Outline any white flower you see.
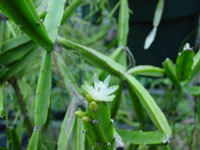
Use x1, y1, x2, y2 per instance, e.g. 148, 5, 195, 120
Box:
82, 74, 119, 102
183, 43, 192, 50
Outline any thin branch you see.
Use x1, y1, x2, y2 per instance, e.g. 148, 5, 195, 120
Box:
53, 51, 86, 131
10, 78, 33, 138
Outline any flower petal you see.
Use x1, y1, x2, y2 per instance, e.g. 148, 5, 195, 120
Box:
103, 75, 111, 86
99, 95, 115, 101
93, 73, 99, 89
106, 85, 119, 95
82, 82, 94, 94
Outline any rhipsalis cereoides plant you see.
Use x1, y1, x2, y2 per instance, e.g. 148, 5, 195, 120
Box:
76, 74, 118, 150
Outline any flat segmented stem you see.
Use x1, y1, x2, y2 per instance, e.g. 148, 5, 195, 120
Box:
35, 51, 52, 126
44, 0, 65, 43
118, 0, 129, 47
0, 0, 53, 51
61, 0, 82, 24
124, 73, 172, 136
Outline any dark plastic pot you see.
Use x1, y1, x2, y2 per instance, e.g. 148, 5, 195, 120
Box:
111, 0, 200, 66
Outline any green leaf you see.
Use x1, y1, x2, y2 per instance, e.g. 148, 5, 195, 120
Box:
118, 0, 129, 47
162, 58, 180, 88
85, 102, 115, 149
61, 0, 83, 24
111, 82, 123, 118
0, 47, 41, 83
189, 50, 200, 81
86, 25, 111, 46
0, 66, 7, 79
16, 117, 24, 144
183, 86, 200, 96
0, 21, 5, 52
0, 86, 5, 118
0, 0, 53, 51
117, 129, 167, 145
124, 73, 172, 136
1, 35, 30, 54
57, 108, 76, 150
6, 21, 17, 38
28, 129, 42, 150
34, 51, 52, 126
176, 50, 194, 81
112, 47, 127, 67
128, 65, 164, 77
71, 118, 85, 150
109, 47, 123, 60
10, 127, 21, 149
127, 83, 146, 124
44, 0, 65, 42
117, 0, 129, 66
6, 127, 21, 150
0, 42, 37, 65
57, 37, 126, 76
108, 1, 120, 18
83, 120, 96, 147
93, 102, 114, 144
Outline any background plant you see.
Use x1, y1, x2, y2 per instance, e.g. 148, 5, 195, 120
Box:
0, 0, 199, 150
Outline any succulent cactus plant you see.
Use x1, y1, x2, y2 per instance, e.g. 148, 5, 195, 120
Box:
76, 74, 118, 150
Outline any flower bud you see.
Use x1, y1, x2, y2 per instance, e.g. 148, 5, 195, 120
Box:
82, 116, 90, 122
75, 111, 86, 118
89, 101, 98, 111
85, 94, 93, 102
